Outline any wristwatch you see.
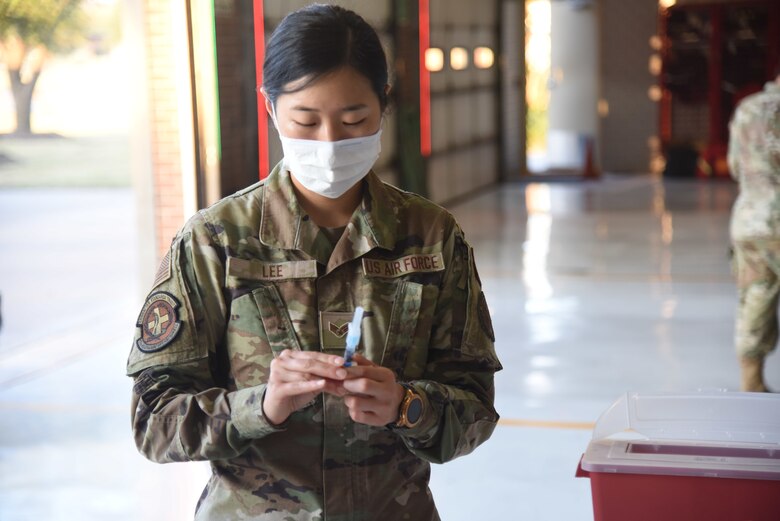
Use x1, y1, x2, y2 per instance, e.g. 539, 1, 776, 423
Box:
392, 383, 424, 429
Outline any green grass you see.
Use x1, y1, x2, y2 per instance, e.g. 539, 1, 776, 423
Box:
0, 134, 131, 188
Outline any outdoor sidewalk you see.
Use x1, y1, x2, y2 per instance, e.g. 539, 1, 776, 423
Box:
0, 188, 208, 520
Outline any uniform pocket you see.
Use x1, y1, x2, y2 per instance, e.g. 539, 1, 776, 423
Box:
224, 284, 303, 389
251, 284, 302, 355
225, 291, 273, 388
380, 281, 435, 379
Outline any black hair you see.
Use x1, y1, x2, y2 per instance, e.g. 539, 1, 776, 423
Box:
262, 4, 388, 110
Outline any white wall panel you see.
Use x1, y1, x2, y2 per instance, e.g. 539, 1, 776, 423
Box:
478, 143, 498, 188
475, 0, 498, 26
474, 28, 497, 87
430, 0, 449, 25
263, 1, 284, 21
430, 69, 448, 94
449, 0, 474, 26
430, 71, 448, 94
451, 93, 473, 145
476, 91, 495, 139
428, 155, 452, 203
426, 0, 500, 203
455, 148, 474, 195
354, 0, 391, 26
430, 26, 448, 93
449, 28, 473, 90
501, 0, 526, 180
475, 67, 495, 88
599, 0, 657, 172
431, 97, 450, 153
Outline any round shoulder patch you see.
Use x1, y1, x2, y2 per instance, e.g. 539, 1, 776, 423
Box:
136, 291, 182, 353
477, 291, 495, 343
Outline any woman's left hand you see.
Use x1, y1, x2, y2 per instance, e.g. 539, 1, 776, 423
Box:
342, 354, 405, 426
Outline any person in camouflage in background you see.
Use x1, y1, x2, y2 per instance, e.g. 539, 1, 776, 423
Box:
728, 61, 780, 392
127, 5, 501, 520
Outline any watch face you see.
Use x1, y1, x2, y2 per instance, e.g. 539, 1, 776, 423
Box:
406, 396, 423, 425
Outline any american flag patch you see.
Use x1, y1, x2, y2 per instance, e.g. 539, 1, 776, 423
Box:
152, 250, 172, 288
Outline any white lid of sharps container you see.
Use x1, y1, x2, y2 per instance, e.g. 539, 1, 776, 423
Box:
580, 391, 780, 480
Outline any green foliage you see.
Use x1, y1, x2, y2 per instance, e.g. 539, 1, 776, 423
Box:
0, 0, 86, 53
527, 106, 548, 153
85, 0, 122, 52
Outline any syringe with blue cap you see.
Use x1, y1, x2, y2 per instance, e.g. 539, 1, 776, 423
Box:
343, 306, 364, 367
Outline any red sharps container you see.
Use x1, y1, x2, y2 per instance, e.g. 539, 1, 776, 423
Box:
577, 391, 780, 521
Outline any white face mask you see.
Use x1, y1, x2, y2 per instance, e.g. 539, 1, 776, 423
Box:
270, 105, 382, 199
279, 130, 382, 199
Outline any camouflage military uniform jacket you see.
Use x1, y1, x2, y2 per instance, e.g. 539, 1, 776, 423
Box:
728, 81, 780, 240
127, 165, 501, 520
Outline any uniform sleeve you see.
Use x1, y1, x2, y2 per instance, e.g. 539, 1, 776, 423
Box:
396, 223, 502, 464
127, 214, 284, 464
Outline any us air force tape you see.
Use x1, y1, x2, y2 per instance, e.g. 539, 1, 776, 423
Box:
362, 253, 445, 278
136, 291, 182, 352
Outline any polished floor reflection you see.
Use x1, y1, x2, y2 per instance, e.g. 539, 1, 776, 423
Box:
1, 176, 766, 520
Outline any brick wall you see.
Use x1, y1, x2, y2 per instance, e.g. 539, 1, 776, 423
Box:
144, 0, 187, 261
142, 0, 262, 262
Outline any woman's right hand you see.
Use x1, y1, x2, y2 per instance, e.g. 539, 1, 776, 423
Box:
262, 349, 348, 425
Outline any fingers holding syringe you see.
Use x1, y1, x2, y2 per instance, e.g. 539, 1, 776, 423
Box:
263, 350, 350, 424
342, 359, 405, 425
272, 349, 347, 380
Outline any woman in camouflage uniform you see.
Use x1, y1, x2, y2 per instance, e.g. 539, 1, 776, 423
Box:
127, 5, 501, 520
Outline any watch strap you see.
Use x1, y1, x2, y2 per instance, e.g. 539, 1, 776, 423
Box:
390, 382, 422, 429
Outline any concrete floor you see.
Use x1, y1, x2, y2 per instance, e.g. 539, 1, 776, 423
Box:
1, 176, 775, 520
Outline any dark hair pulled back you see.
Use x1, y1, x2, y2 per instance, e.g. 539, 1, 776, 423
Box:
262, 4, 388, 110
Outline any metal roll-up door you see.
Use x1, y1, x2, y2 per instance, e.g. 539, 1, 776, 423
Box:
428, 0, 500, 204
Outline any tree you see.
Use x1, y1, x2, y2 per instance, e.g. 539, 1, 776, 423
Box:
0, 0, 84, 135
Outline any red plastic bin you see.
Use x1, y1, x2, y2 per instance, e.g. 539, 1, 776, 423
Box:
577, 392, 780, 521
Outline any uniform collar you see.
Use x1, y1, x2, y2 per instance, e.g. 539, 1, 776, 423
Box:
259, 163, 398, 269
